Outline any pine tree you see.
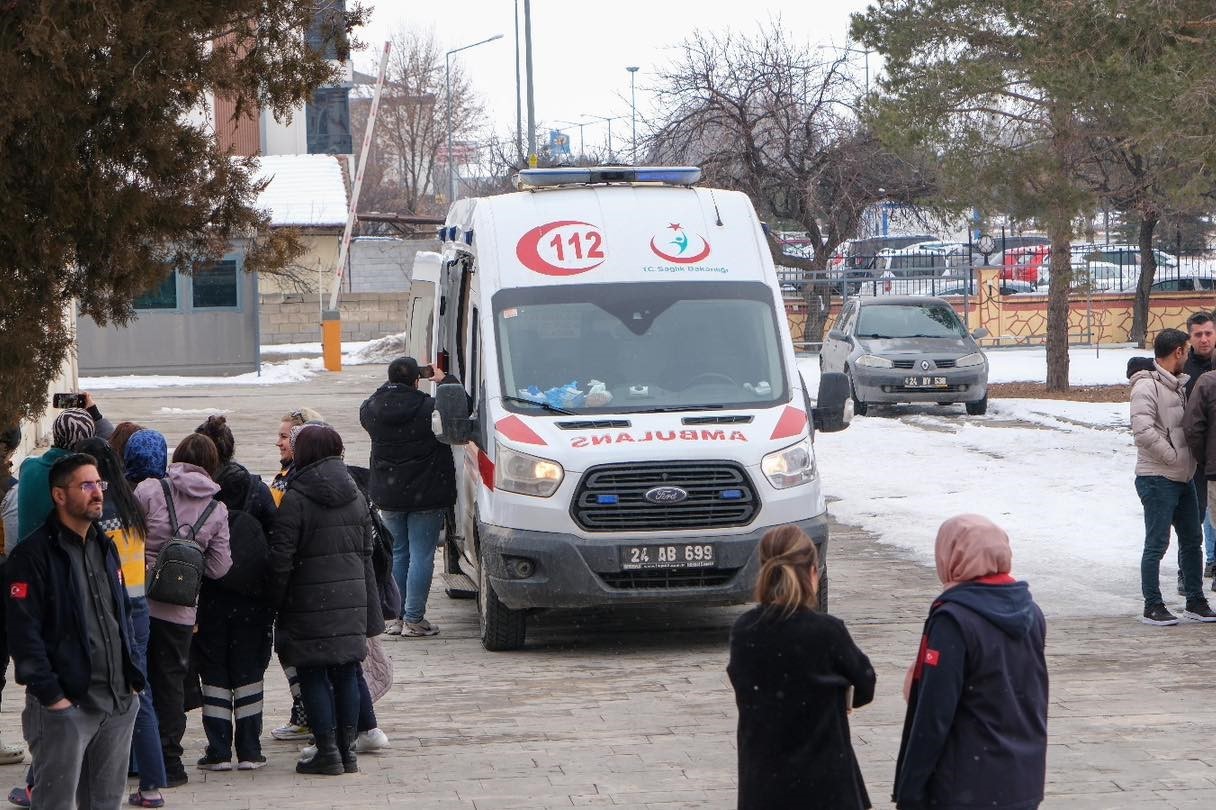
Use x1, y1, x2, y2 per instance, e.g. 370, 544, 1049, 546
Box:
0, 0, 366, 426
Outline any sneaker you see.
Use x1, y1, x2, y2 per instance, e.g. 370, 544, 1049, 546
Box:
383, 619, 403, 636
196, 754, 232, 771
163, 762, 188, 788
355, 728, 390, 753
297, 744, 317, 763
237, 755, 267, 771
0, 742, 23, 767
271, 722, 311, 741
1184, 601, 1216, 622
1142, 604, 1180, 625
129, 790, 165, 808
401, 618, 439, 637
6, 786, 29, 808
1206, 561, 1216, 578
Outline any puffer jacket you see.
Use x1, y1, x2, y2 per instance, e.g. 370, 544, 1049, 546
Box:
135, 462, 233, 625
358, 379, 459, 512
267, 456, 383, 668
1130, 364, 1196, 483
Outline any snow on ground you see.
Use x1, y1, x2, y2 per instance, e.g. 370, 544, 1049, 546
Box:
986, 344, 1147, 385
82, 357, 327, 390
799, 350, 1159, 619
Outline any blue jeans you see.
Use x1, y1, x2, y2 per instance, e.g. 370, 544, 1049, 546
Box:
296, 663, 359, 736
1137, 475, 1204, 608
128, 596, 168, 791
381, 509, 445, 624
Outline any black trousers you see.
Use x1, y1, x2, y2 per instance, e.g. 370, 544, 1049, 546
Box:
147, 618, 193, 771
195, 607, 273, 761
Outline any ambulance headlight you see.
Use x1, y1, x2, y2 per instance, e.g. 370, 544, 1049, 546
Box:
495, 443, 564, 497
761, 437, 816, 489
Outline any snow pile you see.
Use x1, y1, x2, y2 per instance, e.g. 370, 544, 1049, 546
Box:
82, 357, 326, 390
346, 332, 409, 365
252, 155, 348, 228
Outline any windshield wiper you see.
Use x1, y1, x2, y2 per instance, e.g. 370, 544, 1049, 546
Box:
632, 404, 726, 414
499, 395, 576, 415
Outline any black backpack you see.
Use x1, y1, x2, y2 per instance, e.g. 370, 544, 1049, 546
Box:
146, 479, 218, 607
212, 476, 269, 599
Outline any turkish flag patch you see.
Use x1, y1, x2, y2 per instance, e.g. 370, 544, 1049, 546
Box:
923, 648, 941, 667
9, 583, 28, 600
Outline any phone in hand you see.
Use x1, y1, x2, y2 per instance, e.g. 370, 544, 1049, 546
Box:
52, 393, 87, 409
420, 364, 435, 379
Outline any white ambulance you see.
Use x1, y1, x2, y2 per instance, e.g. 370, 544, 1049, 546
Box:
423, 167, 851, 650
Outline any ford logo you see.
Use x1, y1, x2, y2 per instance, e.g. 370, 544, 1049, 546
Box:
644, 486, 689, 504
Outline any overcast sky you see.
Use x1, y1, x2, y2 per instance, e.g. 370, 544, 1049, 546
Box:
357, 0, 875, 158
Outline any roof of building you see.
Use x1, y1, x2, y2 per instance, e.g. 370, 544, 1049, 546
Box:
252, 154, 349, 228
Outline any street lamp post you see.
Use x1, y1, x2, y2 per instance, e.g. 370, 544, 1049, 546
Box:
583, 114, 622, 162
445, 33, 503, 204
555, 120, 590, 158
626, 66, 639, 164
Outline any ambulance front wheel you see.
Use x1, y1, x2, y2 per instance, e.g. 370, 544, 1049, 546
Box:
478, 552, 527, 651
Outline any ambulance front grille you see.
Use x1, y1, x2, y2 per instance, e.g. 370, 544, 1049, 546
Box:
571, 461, 758, 532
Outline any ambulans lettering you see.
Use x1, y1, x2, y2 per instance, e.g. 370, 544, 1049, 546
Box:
570, 430, 747, 448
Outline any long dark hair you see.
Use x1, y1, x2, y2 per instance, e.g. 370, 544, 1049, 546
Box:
74, 437, 147, 539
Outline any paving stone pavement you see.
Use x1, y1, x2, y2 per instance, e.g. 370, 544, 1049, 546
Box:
2, 363, 1211, 808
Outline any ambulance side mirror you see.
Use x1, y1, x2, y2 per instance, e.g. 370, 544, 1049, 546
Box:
432, 384, 473, 445
812, 372, 852, 433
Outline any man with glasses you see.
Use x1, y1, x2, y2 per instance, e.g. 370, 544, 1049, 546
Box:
5, 453, 143, 806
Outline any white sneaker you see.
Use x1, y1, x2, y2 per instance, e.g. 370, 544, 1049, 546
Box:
384, 619, 403, 636
297, 744, 317, 763
271, 722, 311, 741
355, 728, 390, 753
0, 741, 23, 766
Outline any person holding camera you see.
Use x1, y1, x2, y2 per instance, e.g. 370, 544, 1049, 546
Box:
359, 358, 459, 638
134, 434, 232, 788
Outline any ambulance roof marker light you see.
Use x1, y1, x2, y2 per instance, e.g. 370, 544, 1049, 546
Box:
517, 166, 702, 189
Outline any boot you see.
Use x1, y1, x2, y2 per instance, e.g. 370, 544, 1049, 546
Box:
338, 726, 358, 774
294, 730, 342, 776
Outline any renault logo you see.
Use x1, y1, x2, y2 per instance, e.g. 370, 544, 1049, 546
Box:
644, 486, 689, 504
921, 360, 930, 370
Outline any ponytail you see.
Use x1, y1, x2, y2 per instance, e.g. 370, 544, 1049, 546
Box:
754, 525, 820, 617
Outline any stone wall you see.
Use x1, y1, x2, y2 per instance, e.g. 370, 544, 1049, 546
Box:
259, 291, 408, 344
347, 237, 439, 293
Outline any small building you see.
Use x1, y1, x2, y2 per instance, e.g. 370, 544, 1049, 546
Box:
75, 154, 349, 376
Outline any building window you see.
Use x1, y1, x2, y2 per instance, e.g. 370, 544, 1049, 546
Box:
307, 87, 352, 155
306, 0, 347, 60
192, 260, 239, 309
134, 270, 177, 310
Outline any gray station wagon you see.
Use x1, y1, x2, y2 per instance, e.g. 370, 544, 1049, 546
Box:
819, 296, 990, 415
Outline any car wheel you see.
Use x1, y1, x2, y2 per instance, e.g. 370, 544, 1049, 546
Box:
478, 548, 527, 651
966, 395, 988, 416
846, 368, 869, 416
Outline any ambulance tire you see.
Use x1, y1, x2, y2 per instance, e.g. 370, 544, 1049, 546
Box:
478, 554, 527, 651
444, 532, 475, 599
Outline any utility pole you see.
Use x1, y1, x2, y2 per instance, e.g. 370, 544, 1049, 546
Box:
445, 33, 503, 204
626, 66, 639, 164
555, 120, 589, 158
584, 114, 621, 162
524, 0, 536, 166
514, 0, 523, 163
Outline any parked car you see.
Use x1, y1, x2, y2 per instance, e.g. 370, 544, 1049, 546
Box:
820, 296, 990, 416
875, 245, 950, 277
938, 280, 1036, 296
1119, 273, 1216, 293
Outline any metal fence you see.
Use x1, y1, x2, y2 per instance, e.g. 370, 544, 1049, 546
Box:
777, 246, 1216, 300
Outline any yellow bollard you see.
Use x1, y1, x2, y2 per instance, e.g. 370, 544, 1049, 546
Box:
321, 310, 342, 372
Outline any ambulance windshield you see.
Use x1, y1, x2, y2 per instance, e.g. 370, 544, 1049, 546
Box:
493, 282, 788, 414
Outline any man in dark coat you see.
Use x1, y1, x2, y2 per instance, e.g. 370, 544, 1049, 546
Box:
1184, 312, 1216, 579
359, 357, 460, 638
7, 453, 144, 807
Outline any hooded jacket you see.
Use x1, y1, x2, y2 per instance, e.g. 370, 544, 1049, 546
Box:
1130, 363, 1195, 483
266, 456, 383, 668
135, 462, 232, 625
359, 379, 459, 512
729, 607, 876, 810
202, 461, 274, 607
893, 579, 1048, 810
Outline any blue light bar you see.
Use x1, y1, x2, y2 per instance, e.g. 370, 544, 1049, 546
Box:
720, 489, 744, 500
518, 166, 702, 188
596, 494, 620, 505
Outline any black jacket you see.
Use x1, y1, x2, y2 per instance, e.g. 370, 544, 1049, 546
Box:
728, 607, 876, 810
894, 579, 1048, 810
203, 461, 274, 610
267, 456, 383, 668
5, 513, 145, 706
1185, 348, 1215, 399
359, 379, 458, 512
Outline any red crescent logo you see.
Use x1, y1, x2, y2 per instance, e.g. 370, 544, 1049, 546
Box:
516, 220, 607, 276
649, 234, 712, 264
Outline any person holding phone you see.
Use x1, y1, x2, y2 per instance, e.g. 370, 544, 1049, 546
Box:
728, 525, 876, 810
359, 358, 459, 638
